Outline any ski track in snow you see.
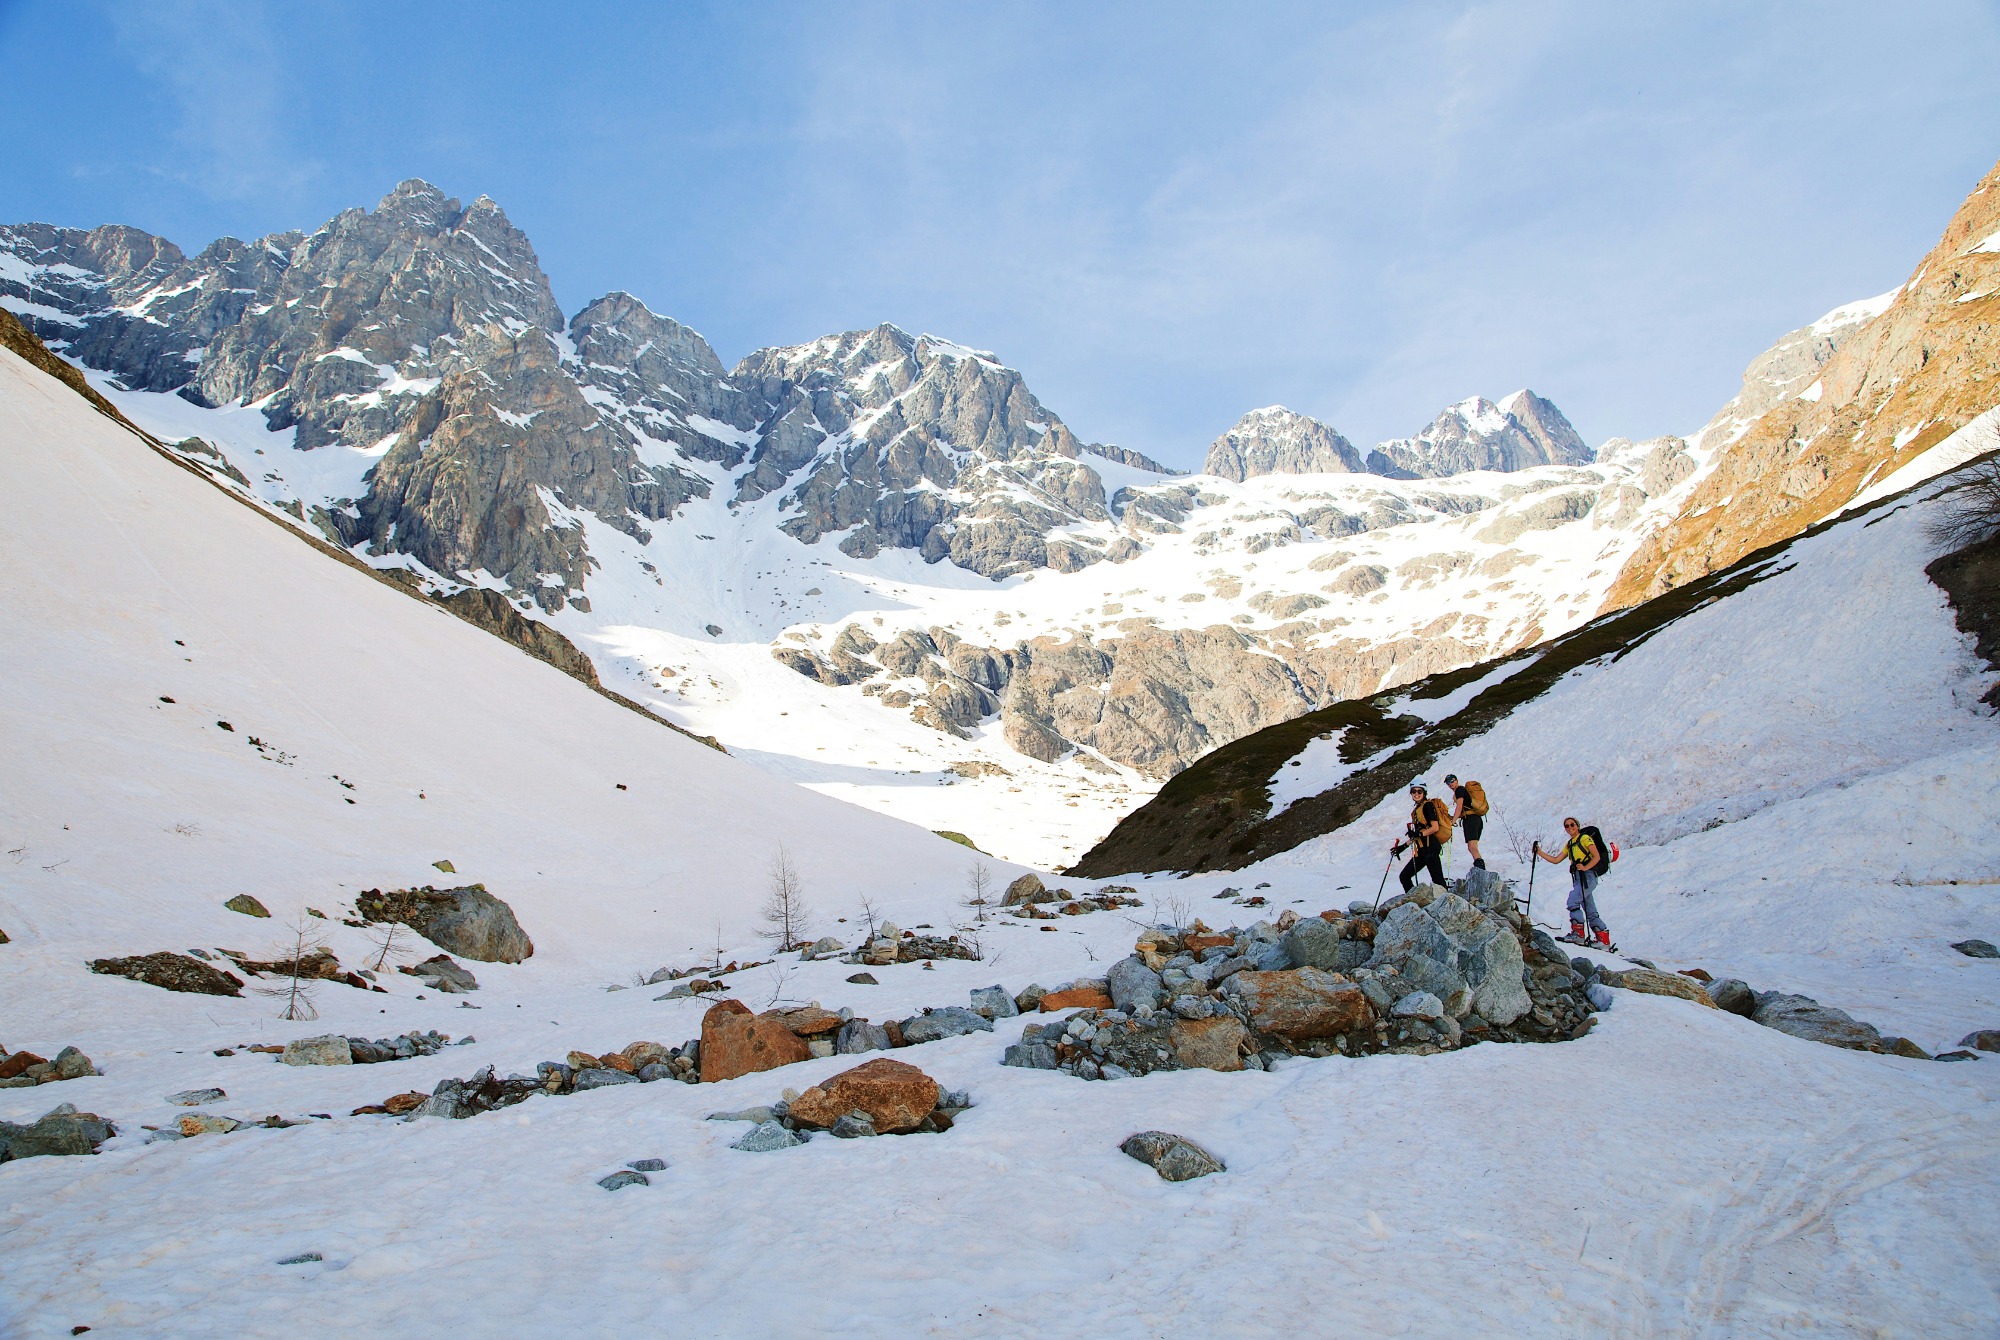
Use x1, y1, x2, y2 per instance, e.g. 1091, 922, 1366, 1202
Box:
4, 348, 1999, 1335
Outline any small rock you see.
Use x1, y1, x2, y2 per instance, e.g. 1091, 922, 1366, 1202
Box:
51, 1047, 97, 1080
1752, 993, 1884, 1051
627, 1157, 667, 1172
1014, 984, 1047, 1012
281, 1035, 353, 1067
1601, 968, 1716, 1008
166, 1088, 227, 1106
846, 972, 879, 985
1001, 1041, 1059, 1070
1883, 1037, 1933, 1060
1585, 983, 1616, 1011
1120, 1130, 1225, 1182
1391, 991, 1445, 1020
573, 1068, 640, 1091
1106, 957, 1165, 1013
177, 1113, 244, 1137
598, 1170, 650, 1191
1039, 986, 1114, 1012
1951, 939, 1999, 959
383, 1092, 428, 1115
731, 1120, 805, 1152
1002, 873, 1047, 907
224, 894, 271, 918
1708, 978, 1756, 1017
706, 1105, 777, 1124
277, 1252, 323, 1265
801, 937, 846, 960
1168, 1015, 1249, 1072
835, 1019, 892, 1055
1935, 1050, 1980, 1062
831, 1112, 878, 1138
1957, 1029, 2000, 1053
969, 985, 1018, 1019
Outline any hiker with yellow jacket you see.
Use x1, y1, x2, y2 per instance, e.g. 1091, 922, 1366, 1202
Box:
1535, 817, 1615, 949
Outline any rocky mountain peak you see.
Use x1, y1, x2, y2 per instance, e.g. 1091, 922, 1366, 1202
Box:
1204, 405, 1364, 481
1366, 389, 1589, 478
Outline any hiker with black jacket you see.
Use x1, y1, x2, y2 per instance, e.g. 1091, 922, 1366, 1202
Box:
1535, 817, 1613, 949
1393, 783, 1449, 891
1444, 773, 1487, 870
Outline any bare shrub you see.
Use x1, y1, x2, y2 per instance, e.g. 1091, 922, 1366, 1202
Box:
1926, 454, 2000, 550
364, 921, 415, 973
257, 914, 330, 1022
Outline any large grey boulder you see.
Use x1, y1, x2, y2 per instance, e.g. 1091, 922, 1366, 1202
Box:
1367, 892, 1530, 1026
1751, 994, 1884, 1051
969, 985, 1018, 1019
1457, 868, 1509, 911
1106, 958, 1164, 1013
1708, 978, 1756, 1017
0, 1103, 116, 1162
356, 884, 533, 963
898, 1008, 994, 1045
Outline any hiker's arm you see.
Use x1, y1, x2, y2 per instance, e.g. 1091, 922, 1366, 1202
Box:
1533, 842, 1563, 864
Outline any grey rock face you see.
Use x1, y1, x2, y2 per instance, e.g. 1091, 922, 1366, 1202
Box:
1751, 993, 1884, 1051
1367, 893, 1530, 1026
281, 1035, 353, 1067
835, 1020, 893, 1055
830, 1112, 878, 1139
0, 1103, 116, 1161
1391, 991, 1445, 1020
731, 1120, 805, 1152
1120, 1130, 1225, 1182
1367, 391, 1590, 478
969, 985, 1019, 1019
897, 1008, 994, 1045
573, 1067, 641, 1091
1106, 957, 1165, 1013
1001, 1041, 1060, 1070
167, 1087, 227, 1106
355, 883, 532, 963
1281, 919, 1369, 972
1204, 406, 1364, 481
409, 954, 480, 993
1708, 978, 1756, 1017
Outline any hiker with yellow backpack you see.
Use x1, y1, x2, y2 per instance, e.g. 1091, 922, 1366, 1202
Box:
1443, 773, 1488, 871
1535, 817, 1617, 950
1391, 782, 1453, 892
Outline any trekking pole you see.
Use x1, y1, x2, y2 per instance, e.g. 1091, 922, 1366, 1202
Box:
1372, 844, 1398, 914
1525, 844, 1536, 923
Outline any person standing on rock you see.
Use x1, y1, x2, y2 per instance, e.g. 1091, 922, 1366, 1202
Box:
1535, 818, 1612, 949
1444, 773, 1487, 871
1394, 783, 1448, 891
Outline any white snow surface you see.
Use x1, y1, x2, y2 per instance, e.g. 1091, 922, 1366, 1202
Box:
2, 345, 1998, 1335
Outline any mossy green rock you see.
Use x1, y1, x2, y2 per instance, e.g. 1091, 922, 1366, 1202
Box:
223, 894, 270, 918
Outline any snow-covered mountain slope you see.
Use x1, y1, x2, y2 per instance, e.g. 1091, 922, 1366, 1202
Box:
0, 343, 1009, 1017
4, 345, 1997, 1340
9, 161, 1996, 871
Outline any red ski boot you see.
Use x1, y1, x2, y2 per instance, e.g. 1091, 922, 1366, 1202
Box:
1558, 921, 1590, 947
1595, 927, 1617, 953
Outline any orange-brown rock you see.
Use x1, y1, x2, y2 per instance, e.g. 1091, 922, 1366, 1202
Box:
773, 1007, 844, 1037
383, 1092, 427, 1115
349, 1104, 389, 1115
1229, 968, 1375, 1039
1040, 987, 1115, 1012
787, 1057, 941, 1134
699, 999, 811, 1082
1679, 968, 1713, 983
0, 1050, 46, 1080
882, 1019, 905, 1048
622, 1040, 671, 1069
1183, 933, 1233, 954
566, 1050, 602, 1072
598, 1052, 636, 1074
1169, 1015, 1249, 1072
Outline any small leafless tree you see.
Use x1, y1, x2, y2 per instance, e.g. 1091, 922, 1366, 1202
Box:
759, 844, 813, 952
762, 961, 800, 1009
1151, 890, 1194, 934
1496, 810, 1539, 871
856, 893, 883, 942
963, 860, 993, 925
711, 920, 727, 974
1926, 454, 2000, 550
257, 914, 330, 1022
365, 921, 415, 973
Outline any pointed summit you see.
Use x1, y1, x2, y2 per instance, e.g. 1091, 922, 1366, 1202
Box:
1366, 390, 1588, 478
1204, 405, 1364, 481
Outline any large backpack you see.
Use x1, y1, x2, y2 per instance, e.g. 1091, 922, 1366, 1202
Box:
1427, 797, 1455, 842
1463, 780, 1489, 816
1580, 824, 1618, 876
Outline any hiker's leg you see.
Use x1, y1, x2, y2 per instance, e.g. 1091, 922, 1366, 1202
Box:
1422, 843, 1445, 887
1467, 838, 1484, 869
1399, 853, 1422, 891
1578, 871, 1607, 934
1567, 872, 1588, 931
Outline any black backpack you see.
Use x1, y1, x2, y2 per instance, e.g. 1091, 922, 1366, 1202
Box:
1580, 825, 1615, 877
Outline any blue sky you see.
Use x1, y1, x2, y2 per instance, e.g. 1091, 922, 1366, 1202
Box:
3, 1, 1997, 468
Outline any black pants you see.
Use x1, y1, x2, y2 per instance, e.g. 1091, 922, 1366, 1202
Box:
1399, 837, 1445, 891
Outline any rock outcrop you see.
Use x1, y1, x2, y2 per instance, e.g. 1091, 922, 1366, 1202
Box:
1367, 392, 1591, 478
88, 951, 244, 996
355, 884, 532, 963
1204, 406, 1365, 480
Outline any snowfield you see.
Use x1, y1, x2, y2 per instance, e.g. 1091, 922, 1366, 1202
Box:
3, 346, 1999, 1336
